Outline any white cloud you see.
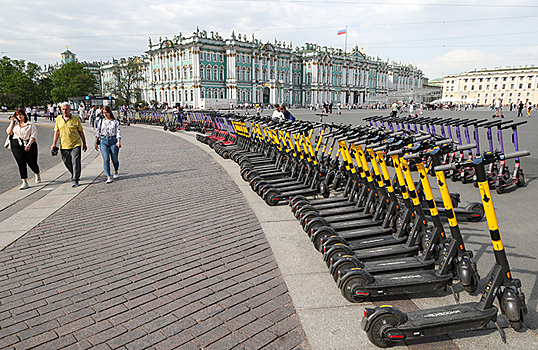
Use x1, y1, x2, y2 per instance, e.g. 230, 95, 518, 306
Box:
1, 0, 537, 79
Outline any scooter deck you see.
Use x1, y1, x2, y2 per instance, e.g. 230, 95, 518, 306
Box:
364, 271, 453, 295
315, 205, 367, 216
303, 196, 351, 206
361, 256, 435, 274
305, 200, 359, 211
330, 219, 384, 231
337, 226, 394, 239
346, 235, 408, 250
318, 212, 373, 223
397, 303, 498, 337
354, 244, 420, 262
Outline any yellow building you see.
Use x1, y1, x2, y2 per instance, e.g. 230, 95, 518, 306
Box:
443, 65, 538, 106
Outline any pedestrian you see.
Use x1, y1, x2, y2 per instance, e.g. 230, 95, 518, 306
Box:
527, 102, 532, 117
94, 106, 121, 184
31, 106, 38, 122
280, 105, 294, 122
89, 106, 97, 128
391, 101, 398, 118
78, 104, 85, 122
329, 102, 333, 114
256, 104, 261, 117
51, 102, 87, 187
6, 108, 41, 189
517, 101, 524, 117
271, 104, 284, 121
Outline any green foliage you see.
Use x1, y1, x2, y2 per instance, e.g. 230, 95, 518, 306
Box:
110, 57, 144, 106
0, 56, 46, 108
50, 61, 97, 103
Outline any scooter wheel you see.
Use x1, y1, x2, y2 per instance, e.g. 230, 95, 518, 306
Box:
265, 191, 279, 206
340, 275, 368, 303
319, 182, 330, 198
496, 183, 505, 194
510, 319, 524, 331
366, 313, 401, 348
313, 230, 333, 252
516, 173, 525, 187
332, 261, 356, 282
466, 203, 484, 222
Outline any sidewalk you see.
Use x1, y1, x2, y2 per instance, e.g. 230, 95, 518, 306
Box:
1, 124, 537, 350
0, 125, 309, 349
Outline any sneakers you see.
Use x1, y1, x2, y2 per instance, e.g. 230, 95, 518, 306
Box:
113, 174, 119, 179
20, 182, 29, 190
35, 174, 41, 184
72, 181, 79, 188
106, 178, 113, 184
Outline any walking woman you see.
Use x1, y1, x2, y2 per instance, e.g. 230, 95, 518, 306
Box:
94, 106, 121, 183
6, 108, 41, 189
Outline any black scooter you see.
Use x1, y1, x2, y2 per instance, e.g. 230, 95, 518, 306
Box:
361, 149, 530, 348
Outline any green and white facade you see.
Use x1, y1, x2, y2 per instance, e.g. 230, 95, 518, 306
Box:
141, 29, 424, 108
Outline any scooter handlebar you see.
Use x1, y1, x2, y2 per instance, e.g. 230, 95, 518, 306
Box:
456, 142, 477, 151
403, 152, 420, 160
434, 163, 456, 172
387, 149, 403, 156
415, 134, 431, 142
503, 150, 530, 160
435, 139, 453, 146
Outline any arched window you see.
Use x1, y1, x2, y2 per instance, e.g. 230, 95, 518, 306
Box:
200, 65, 204, 80
236, 67, 240, 81
237, 89, 241, 102
189, 67, 193, 80
247, 67, 251, 81
220, 89, 225, 99
206, 65, 211, 80
213, 67, 218, 81
190, 89, 194, 101
219, 67, 224, 81
201, 89, 205, 99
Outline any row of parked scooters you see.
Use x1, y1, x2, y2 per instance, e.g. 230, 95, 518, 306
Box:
192, 113, 529, 348
366, 115, 528, 194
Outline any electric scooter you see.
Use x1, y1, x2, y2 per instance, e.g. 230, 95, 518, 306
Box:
361, 149, 530, 348
495, 121, 527, 194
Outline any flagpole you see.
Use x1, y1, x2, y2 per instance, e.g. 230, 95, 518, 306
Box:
344, 25, 348, 54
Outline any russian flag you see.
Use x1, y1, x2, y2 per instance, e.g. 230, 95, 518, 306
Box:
337, 29, 347, 35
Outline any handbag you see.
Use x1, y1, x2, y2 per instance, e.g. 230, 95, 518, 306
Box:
4, 135, 12, 151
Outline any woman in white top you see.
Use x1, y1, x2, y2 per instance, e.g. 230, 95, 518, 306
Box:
6, 108, 41, 189
94, 106, 121, 184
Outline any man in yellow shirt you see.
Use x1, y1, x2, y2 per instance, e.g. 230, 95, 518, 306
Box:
51, 102, 87, 187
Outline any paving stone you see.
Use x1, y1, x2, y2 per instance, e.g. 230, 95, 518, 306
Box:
0, 126, 308, 350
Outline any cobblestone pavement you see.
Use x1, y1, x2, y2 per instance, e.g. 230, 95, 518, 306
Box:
0, 125, 310, 350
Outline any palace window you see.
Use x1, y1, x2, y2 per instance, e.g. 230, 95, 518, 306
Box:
213, 67, 218, 81
201, 89, 205, 98
502, 84, 506, 89
200, 65, 204, 80
528, 83, 532, 89
519, 83, 523, 89
206, 65, 211, 80
511, 84, 514, 89
219, 67, 224, 81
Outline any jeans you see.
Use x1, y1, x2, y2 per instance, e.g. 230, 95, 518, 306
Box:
100, 136, 119, 177
60, 146, 82, 181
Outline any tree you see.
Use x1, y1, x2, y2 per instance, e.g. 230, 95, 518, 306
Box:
111, 57, 145, 106
0, 56, 43, 108
51, 61, 97, 102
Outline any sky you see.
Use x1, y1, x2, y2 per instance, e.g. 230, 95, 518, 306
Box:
1, 0, 538, 80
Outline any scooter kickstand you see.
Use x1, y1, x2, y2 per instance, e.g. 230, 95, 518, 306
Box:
450, 285, 460, 304
493, 321, 507, 344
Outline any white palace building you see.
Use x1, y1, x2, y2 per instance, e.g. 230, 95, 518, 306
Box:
141, 28, 424, 108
